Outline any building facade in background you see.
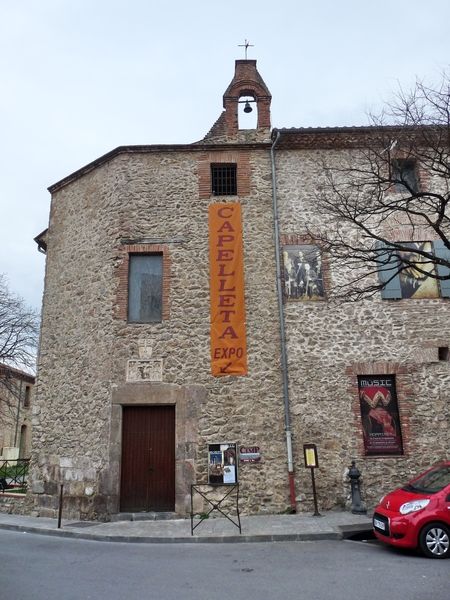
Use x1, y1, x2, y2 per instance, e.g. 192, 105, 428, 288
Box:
0, 364, 34, 460
27, 60, 450, 520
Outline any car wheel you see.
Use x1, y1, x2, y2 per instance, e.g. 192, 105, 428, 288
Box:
419, 522, 450, 559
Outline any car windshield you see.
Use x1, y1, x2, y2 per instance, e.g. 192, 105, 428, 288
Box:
403, 465, 450, 494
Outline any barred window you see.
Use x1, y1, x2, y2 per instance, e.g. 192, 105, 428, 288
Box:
211, 164, 237, 196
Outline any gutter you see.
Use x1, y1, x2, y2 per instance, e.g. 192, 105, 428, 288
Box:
270, 129, 296, 512
34, 229, 48, 254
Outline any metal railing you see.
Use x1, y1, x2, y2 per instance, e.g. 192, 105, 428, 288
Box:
190, 484, 241, 535
0, 458, 29, 492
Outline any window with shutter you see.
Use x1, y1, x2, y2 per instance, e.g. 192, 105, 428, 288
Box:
377, 243, 402, 299
378, 241, 448, 299
433, 240, 450, 298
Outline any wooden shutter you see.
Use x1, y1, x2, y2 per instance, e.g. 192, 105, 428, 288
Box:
376, 242, 402, 299
433, 240, 450, 298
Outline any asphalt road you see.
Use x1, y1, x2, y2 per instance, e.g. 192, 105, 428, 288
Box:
0, 530, 448, 600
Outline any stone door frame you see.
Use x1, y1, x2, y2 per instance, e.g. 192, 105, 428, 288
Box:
109, 382, 203, 516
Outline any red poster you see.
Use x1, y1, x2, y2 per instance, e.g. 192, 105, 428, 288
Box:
358, 375, 403, 455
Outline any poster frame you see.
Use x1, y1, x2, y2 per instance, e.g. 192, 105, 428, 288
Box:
208, 442, 238, 485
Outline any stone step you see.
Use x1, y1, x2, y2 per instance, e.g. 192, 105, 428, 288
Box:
110, 512, 178, 522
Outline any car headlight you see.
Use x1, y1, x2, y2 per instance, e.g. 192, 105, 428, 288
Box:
399, 499, 430, 515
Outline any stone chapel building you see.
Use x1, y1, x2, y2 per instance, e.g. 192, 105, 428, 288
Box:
29, 60, 450, 520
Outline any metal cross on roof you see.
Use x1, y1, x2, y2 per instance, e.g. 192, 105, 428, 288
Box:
238, 39, 254, 60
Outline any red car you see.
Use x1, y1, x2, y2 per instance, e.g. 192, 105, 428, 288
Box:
373, 461, 450, 559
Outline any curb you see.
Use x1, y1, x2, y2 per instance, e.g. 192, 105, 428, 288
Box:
0, 521, 372, 544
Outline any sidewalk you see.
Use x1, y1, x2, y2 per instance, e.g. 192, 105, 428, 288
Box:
0, 510, 373, 544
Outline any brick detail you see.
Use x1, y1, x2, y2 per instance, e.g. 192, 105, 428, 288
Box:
381, 225, 440, 243
345, 362, 414, 459
203, 60, 271, 141
417, 163, 431, 190
197, 151, 251, 199
114, 244, 171, 321
223, 60, 271, 137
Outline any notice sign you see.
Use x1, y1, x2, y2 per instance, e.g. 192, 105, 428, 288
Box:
239, 446, 261, 463
303, 443, 319, 468
209, 203, 248, 376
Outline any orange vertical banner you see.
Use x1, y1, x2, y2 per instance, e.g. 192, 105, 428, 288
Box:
209, 203, 248, 376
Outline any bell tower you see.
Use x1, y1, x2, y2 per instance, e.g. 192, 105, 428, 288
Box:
202, 59, 272, 142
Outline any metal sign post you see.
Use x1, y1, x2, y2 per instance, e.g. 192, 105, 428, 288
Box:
57, 484, 64, 528
303, 443, 321, 517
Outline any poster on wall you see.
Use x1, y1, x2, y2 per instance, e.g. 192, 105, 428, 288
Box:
282, 245, 324, 300
208, 443, 237, 485
358, 375, 403, 455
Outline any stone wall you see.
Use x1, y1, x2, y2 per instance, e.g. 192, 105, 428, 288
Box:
275, 147, 450, 511
31, 147, 291, 520
0, 495, 27, 515
29, 140, 450, 521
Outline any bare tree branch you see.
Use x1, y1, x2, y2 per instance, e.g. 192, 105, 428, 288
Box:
312, 73, 450, 301
0, 275, 38, 417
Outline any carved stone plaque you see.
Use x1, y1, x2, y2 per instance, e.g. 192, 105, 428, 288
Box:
138, 339, 153, 359
127, 359, 163, 382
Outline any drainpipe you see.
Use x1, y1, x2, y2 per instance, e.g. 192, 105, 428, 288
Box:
270, 130, 296, 513
14, 379, 23, 448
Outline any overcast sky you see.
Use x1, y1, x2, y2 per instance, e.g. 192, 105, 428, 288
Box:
1, 0, 449, 311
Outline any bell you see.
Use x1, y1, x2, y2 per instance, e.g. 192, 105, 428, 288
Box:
243, 101, 253, 113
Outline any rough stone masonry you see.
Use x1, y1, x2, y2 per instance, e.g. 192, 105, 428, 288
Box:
22, 59, 450, 521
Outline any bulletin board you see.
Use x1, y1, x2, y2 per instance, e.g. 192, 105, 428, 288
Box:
208, 443, 238, 485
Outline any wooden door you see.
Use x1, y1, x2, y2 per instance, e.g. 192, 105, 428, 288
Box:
120, 406, 175, 512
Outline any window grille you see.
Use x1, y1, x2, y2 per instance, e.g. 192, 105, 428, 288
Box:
211, 164, 237, 196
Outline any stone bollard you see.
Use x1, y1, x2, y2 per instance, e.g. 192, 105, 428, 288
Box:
348, 461, 367, 514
